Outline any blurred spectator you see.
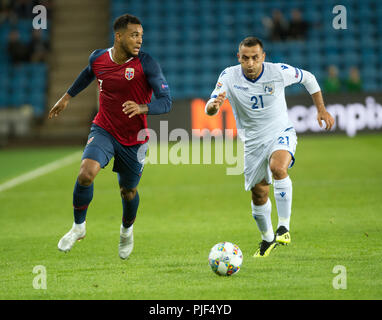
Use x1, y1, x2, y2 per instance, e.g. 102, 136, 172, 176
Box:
262, 9, 289, 42
7, 30, 30, 64
11, 0, 34, 19
287, 9, 309, 40
345, 67, 362, 92
323, 65, 341, 93
29, 29, 50, 62
0, 0, 10, 23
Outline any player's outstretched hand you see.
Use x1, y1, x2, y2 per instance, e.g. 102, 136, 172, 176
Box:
48, 93, 71, 119
215, 92, 226, 107
207, 92, 226, 115
122, 101, 149, 118
317, 110, 335, 131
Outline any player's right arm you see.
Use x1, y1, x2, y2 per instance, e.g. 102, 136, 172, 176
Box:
205, 92, 226, 116
205, 69, 230, 116
48, 92, 71, 119
48, 49, 101, 119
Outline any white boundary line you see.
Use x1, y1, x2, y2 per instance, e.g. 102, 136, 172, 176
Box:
0, 151, 82, 193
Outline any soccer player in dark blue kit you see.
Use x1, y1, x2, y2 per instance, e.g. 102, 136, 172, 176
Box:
48, 14, 172, 259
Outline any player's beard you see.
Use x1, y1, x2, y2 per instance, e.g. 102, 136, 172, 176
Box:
121, 40, 138, 57
245, 65, 261, 79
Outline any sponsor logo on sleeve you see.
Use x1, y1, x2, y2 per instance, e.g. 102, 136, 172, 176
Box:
294, 67, 299, 78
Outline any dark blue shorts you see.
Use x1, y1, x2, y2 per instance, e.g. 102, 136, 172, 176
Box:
82, 124, 148, 189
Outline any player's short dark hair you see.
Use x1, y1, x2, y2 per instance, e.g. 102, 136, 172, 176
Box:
113, 14, 141, 32
239, 37, 264, 50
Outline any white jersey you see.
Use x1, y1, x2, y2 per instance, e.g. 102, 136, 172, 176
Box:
207, 62, 321, 145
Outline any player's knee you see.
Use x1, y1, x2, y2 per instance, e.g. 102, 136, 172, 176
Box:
120, 187, 137, 201
270, 164, 288, 180
77, 170, 95, 186
251, 189, 268, 206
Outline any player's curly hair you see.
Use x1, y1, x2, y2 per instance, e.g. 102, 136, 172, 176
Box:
239, 37, 264, 50
113, 14, 141, 32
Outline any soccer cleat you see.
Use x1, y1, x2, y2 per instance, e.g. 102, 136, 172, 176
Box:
276, 226, 291, 245
119, 225, 134, 260
58, 222, 86, 252
253, 237, 277, 258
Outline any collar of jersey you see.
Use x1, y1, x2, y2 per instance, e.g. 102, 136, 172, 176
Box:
108, 47, 134, 65
241, 63, 264, 83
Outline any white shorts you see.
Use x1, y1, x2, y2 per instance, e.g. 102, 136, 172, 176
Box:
244, 127, 297, 191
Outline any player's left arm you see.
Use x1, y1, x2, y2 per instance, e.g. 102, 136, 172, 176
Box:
299, 70, 335, 131
123, 54, 172, 118
310, 90, 335, 130
278, 63, 334, 130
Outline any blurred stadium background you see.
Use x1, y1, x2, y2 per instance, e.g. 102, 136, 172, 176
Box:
0, 0, 381, 145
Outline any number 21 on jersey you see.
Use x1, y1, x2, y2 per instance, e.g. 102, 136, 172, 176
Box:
278, 136, 289, 146
250, 95, 264, 109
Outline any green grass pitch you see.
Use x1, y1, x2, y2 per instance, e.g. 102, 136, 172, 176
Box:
0, 134, 381, 300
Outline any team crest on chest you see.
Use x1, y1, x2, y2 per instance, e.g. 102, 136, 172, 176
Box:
263, 81, 275, 95
125, 68, 135, 80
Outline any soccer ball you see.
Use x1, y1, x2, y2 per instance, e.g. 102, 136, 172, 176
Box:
208, 242, 243, 276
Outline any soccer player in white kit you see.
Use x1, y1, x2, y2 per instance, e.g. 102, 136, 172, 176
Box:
205, 37, 334, 257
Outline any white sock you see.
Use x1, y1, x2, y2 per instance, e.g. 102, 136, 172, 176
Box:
73, 221, 85, 230
121, 224, 133, 235
251, 198, 274, 242
273, 176, 292, 230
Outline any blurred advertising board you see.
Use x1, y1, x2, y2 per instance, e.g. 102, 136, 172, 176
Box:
147, 93, 382, 139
